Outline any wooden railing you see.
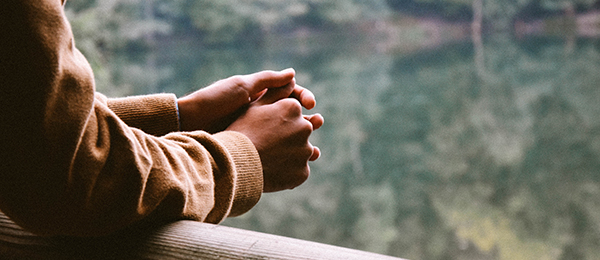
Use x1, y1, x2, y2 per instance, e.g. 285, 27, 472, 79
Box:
0, 212, 405, 259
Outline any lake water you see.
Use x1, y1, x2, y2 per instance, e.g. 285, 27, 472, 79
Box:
119, 27, 600, 259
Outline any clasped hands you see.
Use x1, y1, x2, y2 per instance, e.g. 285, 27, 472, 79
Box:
177, 68, 324, 192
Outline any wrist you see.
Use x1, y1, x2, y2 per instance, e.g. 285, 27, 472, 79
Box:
176, 96, 200, 132
177, 97, 195, 131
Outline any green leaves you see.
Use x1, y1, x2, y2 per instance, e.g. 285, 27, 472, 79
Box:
185, 0, 390, 43
65, 0, 172, 96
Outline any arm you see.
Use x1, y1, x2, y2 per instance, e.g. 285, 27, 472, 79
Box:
0, 0, 261, 236
106, 70, 318, 136
107, 94, 180, 136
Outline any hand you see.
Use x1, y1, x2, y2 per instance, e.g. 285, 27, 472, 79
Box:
226, 83, 324, 192
177, 68, 317, 133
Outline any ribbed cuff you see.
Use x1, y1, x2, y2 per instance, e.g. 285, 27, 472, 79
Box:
213, 131, 263, 217
107, 94, 179, 136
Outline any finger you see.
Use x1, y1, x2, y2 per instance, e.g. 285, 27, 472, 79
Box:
255, 81, 295, 105
245, 68, 295, 97
249, 88, 267, 101
250, 77, 295, 101
309, 146, 321, 161
303, 113, 324, 130
290, 85, 316, 110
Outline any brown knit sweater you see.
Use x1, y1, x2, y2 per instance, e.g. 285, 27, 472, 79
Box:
0, 0, 263, 237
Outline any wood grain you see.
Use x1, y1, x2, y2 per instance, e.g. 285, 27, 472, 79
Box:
0, 212, 405, 260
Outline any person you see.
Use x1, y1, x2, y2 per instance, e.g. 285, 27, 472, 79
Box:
0, 0, 323, 237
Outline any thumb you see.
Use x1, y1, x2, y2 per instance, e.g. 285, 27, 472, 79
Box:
255, 80, 295, 105
246, 68, 296, 98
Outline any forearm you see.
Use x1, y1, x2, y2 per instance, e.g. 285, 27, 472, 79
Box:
0, 0, 262, 236
106, 94, 180, 136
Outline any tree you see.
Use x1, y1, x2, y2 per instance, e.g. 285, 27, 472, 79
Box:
65, 0, 172, 96
185, 0, 390, 44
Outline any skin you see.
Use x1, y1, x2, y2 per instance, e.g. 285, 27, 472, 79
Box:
177, 68, 324, 192
178, 68, 317, 132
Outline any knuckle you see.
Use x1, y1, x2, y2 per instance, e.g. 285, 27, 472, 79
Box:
302, 118, 314, 132
278, 98, 303, 115
258, 70, 277, 78
289, 168, 310, 189
295, 118, 314, 138
228, 75, 252, 100
283, 97, 302, 106
228, 75, 246, 86
303, 145, 314, 160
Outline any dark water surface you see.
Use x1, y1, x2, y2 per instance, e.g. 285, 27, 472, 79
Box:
126, 32, 600, 259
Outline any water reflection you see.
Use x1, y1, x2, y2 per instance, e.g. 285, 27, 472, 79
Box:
127, 32, 600, 259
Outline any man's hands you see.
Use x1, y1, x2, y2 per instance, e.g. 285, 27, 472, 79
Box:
177, 68, 315, 133
226, 83, 323, 192
177, 68, 323, 192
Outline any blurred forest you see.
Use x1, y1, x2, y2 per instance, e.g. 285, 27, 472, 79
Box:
65, 0, 600, 95
66, 0, 600, 259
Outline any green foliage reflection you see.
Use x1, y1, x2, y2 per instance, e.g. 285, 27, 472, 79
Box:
63, 0, 600, 259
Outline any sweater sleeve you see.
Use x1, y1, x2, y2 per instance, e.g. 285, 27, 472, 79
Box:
106, 94, 180, 136
0, 0, 262, 237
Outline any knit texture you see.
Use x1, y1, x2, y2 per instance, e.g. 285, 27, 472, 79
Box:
0, 0, 263, 237
107, 94, 180, 136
